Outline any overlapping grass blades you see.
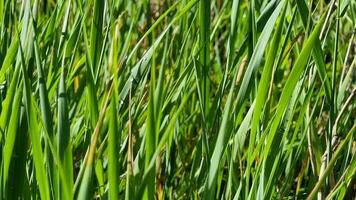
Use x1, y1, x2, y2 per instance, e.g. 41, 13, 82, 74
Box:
0, 0, 355, 199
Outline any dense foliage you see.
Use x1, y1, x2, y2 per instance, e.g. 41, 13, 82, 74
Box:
0, 0, 355, 199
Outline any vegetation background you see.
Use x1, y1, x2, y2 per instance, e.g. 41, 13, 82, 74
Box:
0, 0, 355, 199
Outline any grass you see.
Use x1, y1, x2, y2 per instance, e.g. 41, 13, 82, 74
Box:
0, 0, 355, 199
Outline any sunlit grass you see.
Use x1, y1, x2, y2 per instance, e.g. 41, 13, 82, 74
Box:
0, 0, 355, 199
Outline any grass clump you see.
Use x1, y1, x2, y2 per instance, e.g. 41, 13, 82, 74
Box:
0, 0, 355, 199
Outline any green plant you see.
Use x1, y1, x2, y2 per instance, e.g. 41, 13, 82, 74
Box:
0, 0, 355, 199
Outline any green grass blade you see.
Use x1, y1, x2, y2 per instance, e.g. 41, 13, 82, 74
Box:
307, 123, 356, 200
235, 0, 285, 109
2, 84, 22, 194
57, 69, 73, 199
18, 36, 51, 200
262, 13, 326, 167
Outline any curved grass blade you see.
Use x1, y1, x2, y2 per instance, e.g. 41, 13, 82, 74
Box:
235, 0, 285, 110
262, 13, 326, 168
